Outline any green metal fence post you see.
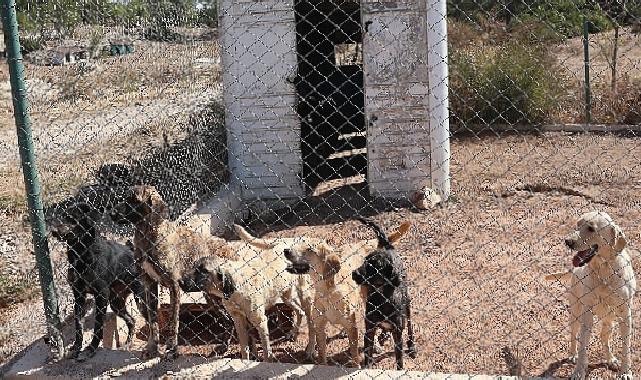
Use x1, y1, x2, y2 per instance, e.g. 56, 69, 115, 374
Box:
583, 16, 592, 125
1, 0, 65, 359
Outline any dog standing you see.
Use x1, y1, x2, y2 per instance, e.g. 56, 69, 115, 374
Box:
545, 211, 636, 380
191, 238, 316, 362
268, 222, 410, 367
111, 185, 236, 359
351, 217, 417, 370
48, 201, 147, 362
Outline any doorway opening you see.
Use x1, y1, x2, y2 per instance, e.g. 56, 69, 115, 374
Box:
294, 0, 367, 193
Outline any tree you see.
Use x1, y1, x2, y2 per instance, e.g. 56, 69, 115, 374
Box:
79, 0, 112, 25
16, 0, 81, 38
197, 0, 217, 27
143, 0, 197, 40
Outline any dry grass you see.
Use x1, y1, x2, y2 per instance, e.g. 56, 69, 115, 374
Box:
23, 39, 220, 118
552, 27, 641, 123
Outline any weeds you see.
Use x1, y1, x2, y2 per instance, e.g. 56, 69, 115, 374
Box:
0, 272, 38, 309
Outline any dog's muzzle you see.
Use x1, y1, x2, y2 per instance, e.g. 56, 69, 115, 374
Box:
572, 245, 598, 267
352, 270, 364, 285
285, 262, 310, 274
283, 249, 311, 274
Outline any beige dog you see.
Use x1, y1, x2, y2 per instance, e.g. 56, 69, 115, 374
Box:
545, 211, 636, 380
236, 222, 410, 367
192, 239, 315, 362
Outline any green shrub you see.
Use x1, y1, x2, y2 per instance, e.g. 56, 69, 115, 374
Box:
519, 0, 612, 38
449, 43, 565, 126
19, 36, 43, 54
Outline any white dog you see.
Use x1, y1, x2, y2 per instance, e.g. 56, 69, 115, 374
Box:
546, 211, 636, 380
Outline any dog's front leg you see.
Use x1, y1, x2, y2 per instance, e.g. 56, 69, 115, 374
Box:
314, 315, 328, 364
142, 277, 160, 359
300, 298, 316, 360
570, 308, 594, 380
568, 294, 581, 363
69, 288, 86, 359
77, 291, 108, 362
230, 311, 250, 360
346, 319, 360, 368
600, 316, 618, 366
251, 312, 272, 362
392, 324, 404, 370
619, 308, 633, 379
164, 283, 181, 359
362, 319, 377, 369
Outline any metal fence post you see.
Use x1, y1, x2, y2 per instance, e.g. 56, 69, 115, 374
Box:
583, 16, 592, 124
1, 0, 65, 359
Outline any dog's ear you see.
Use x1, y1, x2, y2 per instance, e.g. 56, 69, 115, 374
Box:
147, 190, 169, 218
611, 223, 627, 252
389, 221, 410, 244
234, 224, 275, 250
389, 270, 402, 287
323, 254, 341, 277
76, 202, 93, 215
216, 269, 236, 300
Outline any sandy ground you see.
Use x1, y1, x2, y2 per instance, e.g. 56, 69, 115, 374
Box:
2, 132, 641, 379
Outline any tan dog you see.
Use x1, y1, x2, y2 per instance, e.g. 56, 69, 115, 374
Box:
545, 211, 636, 380
111, 185, 237, 359
192, 240, 315, 362
236, 222, 410, 367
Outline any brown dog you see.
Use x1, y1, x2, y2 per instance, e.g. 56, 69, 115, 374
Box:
111, 185, 236, 359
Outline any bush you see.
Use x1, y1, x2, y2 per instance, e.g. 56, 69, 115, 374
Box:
591, 77, 641, 125
508, 19, 566, 45
19, 36, 43, 54
519, 1, 612, 38
449, 43, 565, 126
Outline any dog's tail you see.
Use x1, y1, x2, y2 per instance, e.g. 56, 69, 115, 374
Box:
544, 271, 572, 282
389, 221, 411, 244
356, 217, 394, 250
234, 224, 275, 250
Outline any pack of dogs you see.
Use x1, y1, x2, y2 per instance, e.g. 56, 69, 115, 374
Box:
46, 181, 636, 378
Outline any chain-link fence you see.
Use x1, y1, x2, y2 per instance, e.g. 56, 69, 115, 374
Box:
1, 0, 641, 378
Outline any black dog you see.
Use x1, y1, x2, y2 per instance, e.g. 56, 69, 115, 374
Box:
48, 201, 147, 362
351, 217, 417, 369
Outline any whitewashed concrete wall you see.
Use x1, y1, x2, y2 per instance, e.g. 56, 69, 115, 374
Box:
219, 0, 303, 200
362, 0, 432, 197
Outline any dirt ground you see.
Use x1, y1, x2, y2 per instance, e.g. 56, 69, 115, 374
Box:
235, 132, 641, 378
4, 132, 641, 378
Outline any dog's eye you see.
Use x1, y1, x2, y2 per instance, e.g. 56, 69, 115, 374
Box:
587, 225, 596, 232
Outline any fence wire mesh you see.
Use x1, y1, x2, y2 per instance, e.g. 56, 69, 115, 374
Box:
1, 0, 641, 379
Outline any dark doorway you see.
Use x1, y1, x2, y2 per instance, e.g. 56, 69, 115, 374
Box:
294, 0, 366, 192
